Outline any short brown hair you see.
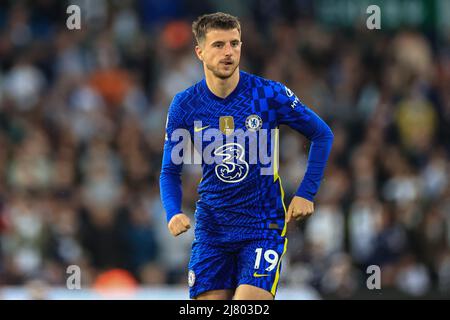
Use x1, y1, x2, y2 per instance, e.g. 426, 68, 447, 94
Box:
192, 12, 241, 44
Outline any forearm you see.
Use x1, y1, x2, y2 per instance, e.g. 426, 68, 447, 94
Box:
296, 128, 333, 200
159, 167, 183, 223
160, 142, 184, 222
292, 109, 334, 201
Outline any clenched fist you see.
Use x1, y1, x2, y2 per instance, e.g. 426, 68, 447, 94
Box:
168, 213, 191, 236
286, 196, 314, 223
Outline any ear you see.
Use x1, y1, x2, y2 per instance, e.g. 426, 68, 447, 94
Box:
195, 45, 203, 61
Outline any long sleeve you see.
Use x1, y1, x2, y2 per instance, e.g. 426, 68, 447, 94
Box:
272, 82, 334, 201
159, 94, 187, 223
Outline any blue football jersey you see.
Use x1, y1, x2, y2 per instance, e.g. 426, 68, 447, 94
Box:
160, 70, 333, 243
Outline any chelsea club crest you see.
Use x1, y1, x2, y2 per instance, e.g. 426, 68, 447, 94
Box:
245, 114, 262, 131
188, 270, 195, 287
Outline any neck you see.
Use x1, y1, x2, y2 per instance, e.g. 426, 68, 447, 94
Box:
204, 67, 240, 99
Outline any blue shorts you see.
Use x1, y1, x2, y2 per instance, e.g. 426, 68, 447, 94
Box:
187, 237, 288, 299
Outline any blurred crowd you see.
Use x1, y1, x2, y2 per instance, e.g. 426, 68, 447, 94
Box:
0, 0, 450, 298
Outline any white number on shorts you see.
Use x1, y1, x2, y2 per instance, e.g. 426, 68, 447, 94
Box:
254, 248, 279, 272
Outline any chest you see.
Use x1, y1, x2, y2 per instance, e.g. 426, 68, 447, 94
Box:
187, 96, 270, 135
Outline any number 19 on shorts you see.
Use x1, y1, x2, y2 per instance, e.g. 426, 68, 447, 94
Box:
254, 248, 279, 272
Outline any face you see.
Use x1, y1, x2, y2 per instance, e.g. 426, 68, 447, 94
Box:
195, 28, 241, 79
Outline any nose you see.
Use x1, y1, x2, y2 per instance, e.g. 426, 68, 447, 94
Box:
224, 42, 233, 56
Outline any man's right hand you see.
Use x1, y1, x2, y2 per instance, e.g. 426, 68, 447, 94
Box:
168, 213, 191, 237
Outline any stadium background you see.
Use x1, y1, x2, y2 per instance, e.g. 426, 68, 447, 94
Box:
0, 0, 449, 299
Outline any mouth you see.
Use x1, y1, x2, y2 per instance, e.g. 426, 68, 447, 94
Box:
221, 60, 234, 66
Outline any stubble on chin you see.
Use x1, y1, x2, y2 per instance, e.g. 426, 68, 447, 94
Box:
209, 63, 239, 80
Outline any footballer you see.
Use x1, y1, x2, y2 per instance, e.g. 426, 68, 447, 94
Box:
160, 12, 333, 300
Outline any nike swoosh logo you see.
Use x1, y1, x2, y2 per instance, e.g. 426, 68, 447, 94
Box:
253, 272, 269, 278
194, 125, 210, 132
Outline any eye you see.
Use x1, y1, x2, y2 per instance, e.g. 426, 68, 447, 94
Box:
231, 41, 240, 47
213, 43, 224, 48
